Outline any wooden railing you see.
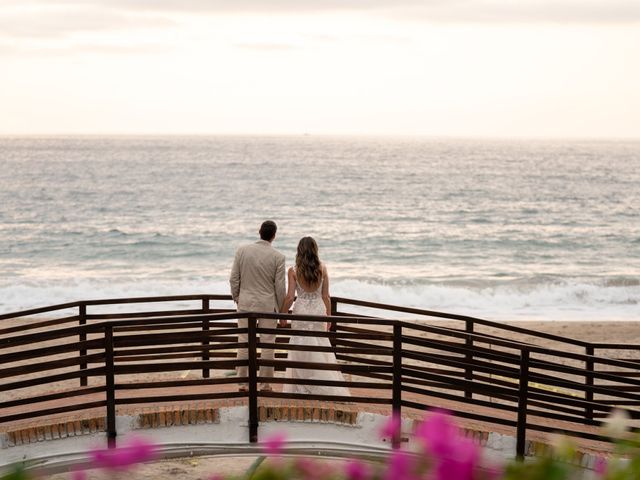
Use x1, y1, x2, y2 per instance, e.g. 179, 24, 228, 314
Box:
1, 294, 639, 459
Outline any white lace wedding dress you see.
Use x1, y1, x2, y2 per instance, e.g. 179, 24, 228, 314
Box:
282, 278, 351, 397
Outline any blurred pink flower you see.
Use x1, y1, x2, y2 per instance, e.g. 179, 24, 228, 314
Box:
383, 450, 418, 480
345, 459, 371, 480
90, 436, 157, 470
262, 431, 288, 455
414, 410, 458, 456
434, 440, 479, 480
594, 456, 608, 476
381, 414, 401, 440
415, 410, 481, 480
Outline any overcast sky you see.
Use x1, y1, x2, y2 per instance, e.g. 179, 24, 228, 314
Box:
1, 0, 639, 137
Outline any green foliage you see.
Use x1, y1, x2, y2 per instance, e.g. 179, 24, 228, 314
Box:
0, 464, 29, 480
601, 435, 640, 480
503, 456, 574, 480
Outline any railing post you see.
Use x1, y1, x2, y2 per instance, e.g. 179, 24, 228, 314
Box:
104, 324, 117, 448
392, 322, 402, 449
247, 314, 259, 443
464, 319, 473, 399
585, 345, 594, 420
516, 348, 530, 460
202, 298, 210, 379
79, 303, 87, 387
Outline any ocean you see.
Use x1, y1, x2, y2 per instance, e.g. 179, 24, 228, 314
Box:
0, 136, 638, 320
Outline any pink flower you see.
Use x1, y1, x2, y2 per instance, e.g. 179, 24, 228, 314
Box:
415, 410, 481, 480
90, 436, 157, 470
433, 439, 479, 480
594, 456, 608, 476
414, 410, 458, 457
345, 459, 371, 480
383, 450, 418, 480
262, 431, 287, 455
381, 414, 401, 440
208, 475, 224, 480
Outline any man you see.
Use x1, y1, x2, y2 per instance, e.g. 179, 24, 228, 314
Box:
230, 220, 286, 392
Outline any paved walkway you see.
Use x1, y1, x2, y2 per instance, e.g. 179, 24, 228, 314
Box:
1, 379, 613, 457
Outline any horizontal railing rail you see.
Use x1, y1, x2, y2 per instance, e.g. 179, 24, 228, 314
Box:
1, 295, 639, 460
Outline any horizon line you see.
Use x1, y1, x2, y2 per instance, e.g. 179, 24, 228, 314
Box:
1, 133, 640, 141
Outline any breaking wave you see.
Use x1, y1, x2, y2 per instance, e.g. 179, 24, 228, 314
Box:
1, 277, 637, 321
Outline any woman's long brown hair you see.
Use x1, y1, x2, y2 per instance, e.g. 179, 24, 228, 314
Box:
295, 236, 322, 288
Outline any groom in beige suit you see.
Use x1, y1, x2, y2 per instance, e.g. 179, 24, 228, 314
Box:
230, 220, 286, 392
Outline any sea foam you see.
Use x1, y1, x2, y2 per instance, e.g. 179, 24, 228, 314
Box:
0, 278, 637, 321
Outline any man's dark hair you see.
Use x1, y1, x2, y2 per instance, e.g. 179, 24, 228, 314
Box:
259, 220, 277, 241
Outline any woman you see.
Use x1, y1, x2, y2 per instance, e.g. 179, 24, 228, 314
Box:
280, 237, 350, 397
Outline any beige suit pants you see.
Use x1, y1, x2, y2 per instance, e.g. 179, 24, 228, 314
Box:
236, 315, 278, 389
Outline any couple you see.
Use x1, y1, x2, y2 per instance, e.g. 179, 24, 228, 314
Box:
229, 220, 350, 397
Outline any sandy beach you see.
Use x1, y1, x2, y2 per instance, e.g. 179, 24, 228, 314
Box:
481, 320, 640, 345
447, 319, 640, 358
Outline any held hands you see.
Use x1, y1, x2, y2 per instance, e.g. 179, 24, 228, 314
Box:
278, 318, 289, 328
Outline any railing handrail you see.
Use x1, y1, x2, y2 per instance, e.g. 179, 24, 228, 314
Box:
3, 293, 639, 352
3, 310, 639, 392
0, 310, 596, 369
4, 319, 636, 389
2, 294, 639, 460
0, 301, 82, 321
332, 296, 591, 347
0, 294, 226, 321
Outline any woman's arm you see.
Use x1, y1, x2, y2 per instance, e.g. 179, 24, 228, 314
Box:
321, 264, 331, 317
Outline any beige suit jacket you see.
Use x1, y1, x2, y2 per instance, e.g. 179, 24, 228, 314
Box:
229, 240, 286, 313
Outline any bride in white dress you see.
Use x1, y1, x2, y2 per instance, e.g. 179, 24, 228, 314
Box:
280, 237, 351, 397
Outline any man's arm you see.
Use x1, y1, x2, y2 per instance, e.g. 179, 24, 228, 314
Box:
229, 249, 241, 303
274, 253, 286, 312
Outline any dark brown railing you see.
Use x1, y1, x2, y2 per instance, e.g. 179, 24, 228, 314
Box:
1, 294, 639, 459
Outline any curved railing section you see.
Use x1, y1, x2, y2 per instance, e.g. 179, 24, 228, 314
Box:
1, 294, 639, 459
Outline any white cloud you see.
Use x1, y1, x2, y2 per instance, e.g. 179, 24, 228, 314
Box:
0, 0, 638, 137
1, 0, 640, 35
72, 0, 640, 24
394, 0, 640, 24
0, 3, 174, 40
233, 43, 299, 51
1, 0, 638, 54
